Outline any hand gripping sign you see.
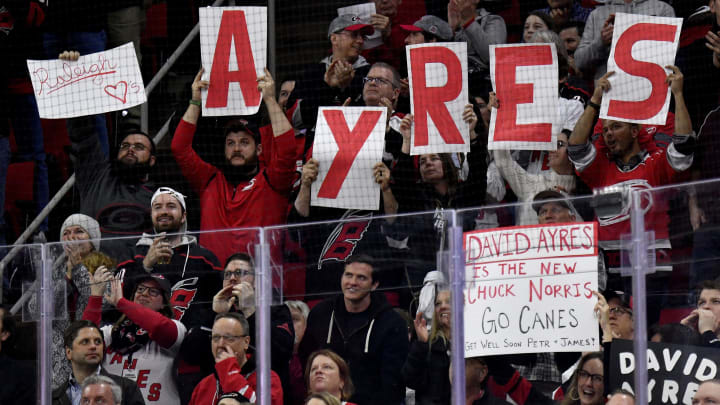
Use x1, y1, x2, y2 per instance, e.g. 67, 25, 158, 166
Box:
600, 13, 682, 125
488, 43, 559, 151
199, 7, 267, 116
311, 107, 387, 211
27, 43, 146, 119
406, 42, 469, 155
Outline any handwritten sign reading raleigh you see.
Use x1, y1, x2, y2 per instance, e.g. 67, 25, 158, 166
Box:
27, 43, 146, 119
463, 222, 599, 357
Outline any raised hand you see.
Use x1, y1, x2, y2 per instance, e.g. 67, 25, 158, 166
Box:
257, 68, 276, 102
191, 68, 209, 102
414, 311, 430, 343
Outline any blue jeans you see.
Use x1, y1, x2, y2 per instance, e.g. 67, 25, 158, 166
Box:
8, 94, 49, 232
0, 137, 9, 244
43, 31, 109, 157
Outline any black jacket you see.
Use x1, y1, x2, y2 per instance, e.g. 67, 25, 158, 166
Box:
298, 292, 409, 405
402, 337, 451, 405
0, 354, 35, 405
51, 368, 144, 405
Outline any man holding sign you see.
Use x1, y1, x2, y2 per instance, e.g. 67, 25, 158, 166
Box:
569, 68, 694, 242
569, 67, 693, 322
171, 68, 296, 264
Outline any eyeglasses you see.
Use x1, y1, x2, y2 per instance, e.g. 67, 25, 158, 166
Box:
136, 285, 162, 297
119, 142, 148, 152
211, 334, 247, 343
224, 270, 255, 280
609, 307, 632, 316
577, 370, 603, 384
363, 76, 394, 87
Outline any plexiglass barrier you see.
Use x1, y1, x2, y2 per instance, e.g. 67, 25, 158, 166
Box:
0, 244, 46, 405
12, 184, 720, 405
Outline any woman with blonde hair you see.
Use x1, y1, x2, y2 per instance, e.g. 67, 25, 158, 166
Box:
402, 289, 452, 405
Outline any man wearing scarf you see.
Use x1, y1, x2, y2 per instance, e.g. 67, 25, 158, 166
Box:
171, 68, 296, 265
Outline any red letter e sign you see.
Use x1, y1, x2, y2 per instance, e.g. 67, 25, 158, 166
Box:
311, 107, 387, 211
407, 42, 469, 155
488, 43, 559, 151
601, 13, 682, 125
199, 7, 266, 116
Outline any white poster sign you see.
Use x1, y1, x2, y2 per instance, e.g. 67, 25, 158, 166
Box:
28, 43, 146, 119
601, 13, 682, 125
488, 43, 559, 150
407, 42, 469, 155
311, 107, 386, 211
463, 222, 600, 357
199, 7, 267, 116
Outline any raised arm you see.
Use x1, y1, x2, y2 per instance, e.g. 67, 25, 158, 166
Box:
569, 71, 613, 146
258, 68, 292, 137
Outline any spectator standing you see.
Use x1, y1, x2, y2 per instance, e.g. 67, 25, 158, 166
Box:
0, 0, 48, 242
298, 254, 409, 405
448, 0, 507, 81
293, 15, 374, 130
568, 68, 694, 322
44, 3, 110, 155
60, 50, 158, 259
171, 68, 296, 264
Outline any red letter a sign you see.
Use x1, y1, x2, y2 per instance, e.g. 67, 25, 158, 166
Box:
199, 7, 267, 116
407, 42, 469, 155
311, 107, 387, 211
601, 13, 682, 125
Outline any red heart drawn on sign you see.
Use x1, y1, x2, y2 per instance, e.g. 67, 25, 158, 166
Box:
104, 81, 128, 103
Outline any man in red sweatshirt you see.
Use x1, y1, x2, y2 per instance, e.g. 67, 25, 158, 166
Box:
189, 312, 283, 405
171, 68, 297, 264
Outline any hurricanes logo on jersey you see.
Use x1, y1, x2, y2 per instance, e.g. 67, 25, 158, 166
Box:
170, 278, 199, 320
318, 210, 371, 270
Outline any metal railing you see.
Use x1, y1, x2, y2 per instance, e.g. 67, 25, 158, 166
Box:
0, 0, 230, 302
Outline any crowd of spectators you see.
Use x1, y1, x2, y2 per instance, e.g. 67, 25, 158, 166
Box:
3, 0, 720, 404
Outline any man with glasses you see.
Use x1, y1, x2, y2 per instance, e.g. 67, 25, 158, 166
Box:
60, 49, 159, 259
292, 14, 373, 130
595, 290, 634, 342
213, 253, 294, 399
117, 186, 222, 405
189, 312, 283, 405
